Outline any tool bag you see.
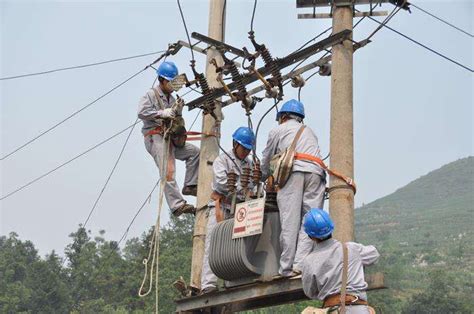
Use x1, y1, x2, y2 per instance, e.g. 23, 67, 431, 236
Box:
269, 125, 306, 189
152, 88, 187, 147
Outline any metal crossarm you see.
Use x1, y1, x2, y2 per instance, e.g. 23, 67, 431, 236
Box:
186, 29, 351, 110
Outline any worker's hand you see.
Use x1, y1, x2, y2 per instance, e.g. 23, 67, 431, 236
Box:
174, 97, 185, 115
161, 108, 176, 119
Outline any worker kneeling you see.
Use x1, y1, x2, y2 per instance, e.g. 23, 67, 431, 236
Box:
301, 208, 380, 313
200, 127, 256, 294
261, 99, 326, 277
137, 61, 199, 217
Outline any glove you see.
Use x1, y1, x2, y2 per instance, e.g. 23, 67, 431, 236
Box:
160, 108, 176, 119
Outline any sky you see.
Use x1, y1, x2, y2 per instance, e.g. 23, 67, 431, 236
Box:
1, 0, 472, 257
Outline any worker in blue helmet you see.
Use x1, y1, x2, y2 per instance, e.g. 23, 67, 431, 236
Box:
137, 61, 200, 217
199, 127, 255, 295
260, 99, 326, 278
301, 208, 380, 313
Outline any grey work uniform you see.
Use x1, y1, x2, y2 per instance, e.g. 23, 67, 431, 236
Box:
261, 119, 326, 276
201, 150, 253, 290
137, 86, 200, 213
301, 239, 380, 313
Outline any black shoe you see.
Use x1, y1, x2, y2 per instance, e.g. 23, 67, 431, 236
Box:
172, 203, 196, 217
182, 185, 197, 196
200, 286, 218, 295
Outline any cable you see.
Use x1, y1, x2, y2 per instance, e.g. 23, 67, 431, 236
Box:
250, 0, 258, 32
177, 0, 195, 62
255, 98, 281, 146
362, 11, 473, 73
411, 3, 473, 38
0, 68, 147, 161
0, 121, 140, 201
188, 109, 202, 131
222, 0, 227, 39
292, 26, 333, 56
365, 4, 402, 42
82, 118, 139, 228
0, 50, 166, 81
115, 179, 161, 246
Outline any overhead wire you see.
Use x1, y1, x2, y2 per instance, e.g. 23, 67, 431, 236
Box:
82, 118, 139, 228
0, 50, 166, 81
250, 0, 258, 32
410, 3, 473, 38
360, 9, 473, 72
177, 0, 195, 62
1, 68, 146, 161
0, 121, 140, 201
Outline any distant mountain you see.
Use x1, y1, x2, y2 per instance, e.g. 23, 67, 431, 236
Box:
355, 156, 473, 313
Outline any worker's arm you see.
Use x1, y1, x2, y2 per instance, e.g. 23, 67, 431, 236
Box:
351, 242, 380, 266
212, 156, 228, 197
260, 129, 278, 181
137, 90, 174, 120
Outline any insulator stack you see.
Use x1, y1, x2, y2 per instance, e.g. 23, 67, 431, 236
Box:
240, 167, 251, 191
252, 162, 261, 186
196, 73, 216, 115
227, 170, 238, 194
260, 46, 282, 88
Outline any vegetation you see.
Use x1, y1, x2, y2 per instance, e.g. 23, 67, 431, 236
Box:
0, 157, 472, 313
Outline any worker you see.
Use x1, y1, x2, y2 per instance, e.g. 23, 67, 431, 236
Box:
260, 99, 326, 278
137, 61, 199, 217
200, 127, 256, 294
301, 208, 380, 313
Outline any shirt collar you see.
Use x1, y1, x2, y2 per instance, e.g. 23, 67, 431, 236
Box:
315, 238, 338, 250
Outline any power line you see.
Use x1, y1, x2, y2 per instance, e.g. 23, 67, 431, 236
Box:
82, 118, 139, 228
115, 180, 161, 246
0, 50, 166, 81
363, 11, 473, 73
410, 3, 473, 38
250, 0, 258, 32
177, 0, 195, 62
0, 68, 147, 161
0, 122, 140, 201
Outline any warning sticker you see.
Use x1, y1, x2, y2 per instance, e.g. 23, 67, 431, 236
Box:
232, 198, 265, 239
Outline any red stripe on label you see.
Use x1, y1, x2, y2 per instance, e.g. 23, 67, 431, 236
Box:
234, 226, 246, 233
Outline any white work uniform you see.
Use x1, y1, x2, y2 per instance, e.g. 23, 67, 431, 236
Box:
302, 239, 380, 313
201, 149, 253, 290
261, 119, 326, 276
138, 86, 200, 213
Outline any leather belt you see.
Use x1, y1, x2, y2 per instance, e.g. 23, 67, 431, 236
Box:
323, 294, 368, 308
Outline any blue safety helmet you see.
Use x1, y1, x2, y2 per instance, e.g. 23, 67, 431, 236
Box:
232, 127, 255, 150
276, 99, 305, 120
156, 61, 179, 81
303, 208, 334, 239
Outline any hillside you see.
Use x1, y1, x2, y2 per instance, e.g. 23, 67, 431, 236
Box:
355, 156, 473, 313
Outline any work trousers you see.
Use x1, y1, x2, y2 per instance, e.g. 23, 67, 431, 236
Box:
276, 171, 326, 276
201, 206, 218, 290
144, 134, 199, 212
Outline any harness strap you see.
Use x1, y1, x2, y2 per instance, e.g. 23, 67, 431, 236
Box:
294, 153, 357, 193
340, 242, 349, 314
144, 126, 163, 137
185, 131, 219, 141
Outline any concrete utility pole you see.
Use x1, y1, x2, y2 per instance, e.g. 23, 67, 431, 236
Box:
190, 0, 226, 290
329, 3, 355, 243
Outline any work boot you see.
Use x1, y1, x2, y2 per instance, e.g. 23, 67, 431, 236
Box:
172, 203, 196, 217
200, 286, 218, 295
182, 185, 198, 196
